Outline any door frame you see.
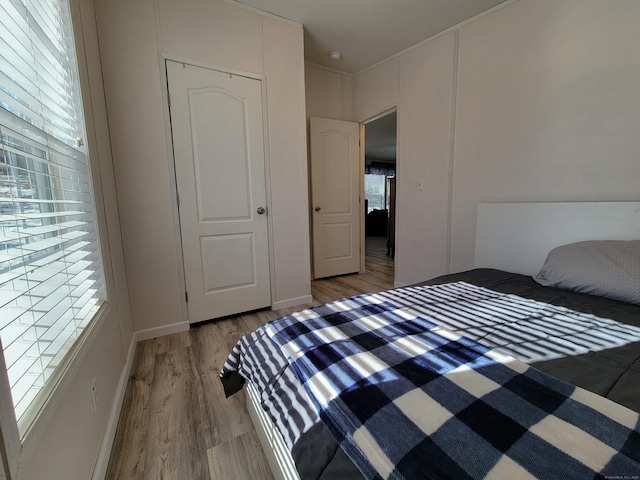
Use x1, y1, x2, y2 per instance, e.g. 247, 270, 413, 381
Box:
359, 122, 366, 273
159, 54, 277, 323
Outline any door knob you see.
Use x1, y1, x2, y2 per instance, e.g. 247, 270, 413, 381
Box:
257, 207, 266, 215
314, 206, 321, 212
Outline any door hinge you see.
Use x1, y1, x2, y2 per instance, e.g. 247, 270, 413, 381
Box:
185, 291, 188, 303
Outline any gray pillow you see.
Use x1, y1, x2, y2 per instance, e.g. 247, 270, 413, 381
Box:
533, 240, 640, 305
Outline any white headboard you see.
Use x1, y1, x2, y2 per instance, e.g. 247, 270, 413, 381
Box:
474, 202, 640, 275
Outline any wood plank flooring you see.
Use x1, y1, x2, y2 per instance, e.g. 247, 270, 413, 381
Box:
105, 236, 393, 480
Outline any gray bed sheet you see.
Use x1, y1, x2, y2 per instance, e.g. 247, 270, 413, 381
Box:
291, 268, 640, 479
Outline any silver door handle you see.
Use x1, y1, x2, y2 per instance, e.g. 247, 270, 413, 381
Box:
314, 206, 321, 212
257, 207, 266, 215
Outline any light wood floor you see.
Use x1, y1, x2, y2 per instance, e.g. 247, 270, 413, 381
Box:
105, 236, 394, 480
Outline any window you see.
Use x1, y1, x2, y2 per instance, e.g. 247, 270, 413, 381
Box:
0, 0, 106, 435
364, 173, 386, 212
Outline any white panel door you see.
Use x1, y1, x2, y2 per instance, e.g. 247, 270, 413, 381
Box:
167, 61, 271, 322
310, 117, 360, 279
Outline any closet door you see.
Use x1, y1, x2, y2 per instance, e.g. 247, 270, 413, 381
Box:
167, 61, 271, 322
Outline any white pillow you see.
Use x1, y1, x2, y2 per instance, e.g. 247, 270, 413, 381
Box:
533, 240, 640, 305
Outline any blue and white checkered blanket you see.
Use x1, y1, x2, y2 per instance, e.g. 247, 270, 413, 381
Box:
265, 288, 640, 480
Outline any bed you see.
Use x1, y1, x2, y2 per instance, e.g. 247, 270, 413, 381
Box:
220, 202, 640, 480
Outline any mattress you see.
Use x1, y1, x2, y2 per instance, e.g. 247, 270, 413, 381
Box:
221, 269, 640, 479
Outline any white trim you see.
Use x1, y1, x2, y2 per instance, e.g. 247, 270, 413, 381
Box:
362, 107, 397, 125
271, 295, 313, 312
220, 0, 303, 29
134, 321, 190, 343
394, 101, 402, 286
161, 54, 265, 81
304, 61, 353, 77
359, 122, 366, 273
446, 30, 460, 275
91, 334, 137, 480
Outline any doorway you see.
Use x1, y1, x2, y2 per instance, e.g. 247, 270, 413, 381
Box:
363, 111, 397, 270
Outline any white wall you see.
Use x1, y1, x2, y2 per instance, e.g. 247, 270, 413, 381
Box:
355, 58, 399, 123
450, 0, 640, 271
354, 0, 640, 284
396, 33, 456, 284
305, 64, 354, 122
262, 18, 313, 306
96, 0, 311, 331
353, 36, 456, 285
16, 0, 134, 477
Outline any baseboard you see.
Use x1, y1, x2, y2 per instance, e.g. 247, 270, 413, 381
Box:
134, 320, 190, 342
92, 334, 137, 480
271, 295, 313, 311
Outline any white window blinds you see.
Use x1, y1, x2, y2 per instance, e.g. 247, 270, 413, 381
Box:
0, 0, 106, 433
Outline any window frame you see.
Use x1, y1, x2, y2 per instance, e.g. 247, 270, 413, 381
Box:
0, 0, 116, 474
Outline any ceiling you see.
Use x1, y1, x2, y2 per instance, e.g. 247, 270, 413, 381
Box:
233, 0, 508, 74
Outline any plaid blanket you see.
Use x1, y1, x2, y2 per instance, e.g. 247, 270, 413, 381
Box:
266, 287, 640, 480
